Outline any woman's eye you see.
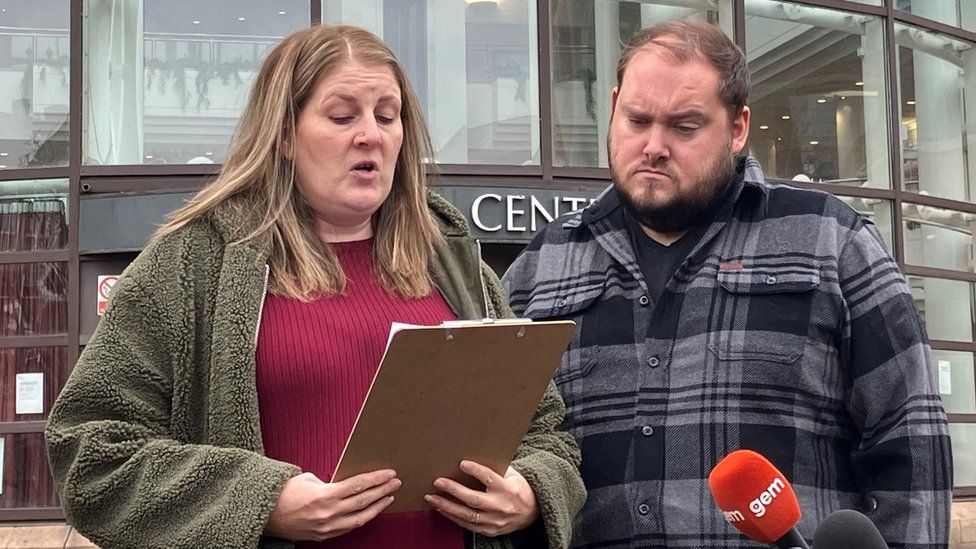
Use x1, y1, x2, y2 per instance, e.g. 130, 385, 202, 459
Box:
330, 116, 354, 125
377, 115, 396, 125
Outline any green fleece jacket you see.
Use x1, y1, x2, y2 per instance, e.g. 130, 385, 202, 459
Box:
46, 192, 585, 549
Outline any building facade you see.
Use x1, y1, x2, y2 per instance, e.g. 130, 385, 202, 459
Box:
1, 0, 976, 544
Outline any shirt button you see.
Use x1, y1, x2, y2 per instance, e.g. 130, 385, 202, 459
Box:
557, 299, 567, 307
648, 356, 660, 368
638, 295, 650, 306
637, 503, 650, 515
765, 275, 777, 284
641, 425, 654, 436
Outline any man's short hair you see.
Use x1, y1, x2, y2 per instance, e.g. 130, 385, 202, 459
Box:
616, 20, 749, 119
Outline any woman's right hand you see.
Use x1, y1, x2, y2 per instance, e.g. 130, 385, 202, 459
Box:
264, 470, 400, 541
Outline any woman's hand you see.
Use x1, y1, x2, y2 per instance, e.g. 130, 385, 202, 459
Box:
265, 470, 400, 541
425, 460, 540, 537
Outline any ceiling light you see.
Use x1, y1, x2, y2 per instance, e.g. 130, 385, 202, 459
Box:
278, 10, 286, 15
0, 165, 7, 169
841, 96, 847, 100
781, 115, 791, 120
205, 151, 214, 156
238, 17, 246, 21
817, 98, 827, 104
907, 100, 916, 106
759, 125, 769, 130
854, 81, 864, 86
0, 152, 7, 157
810, 141, 819, 145
777, 138, 782, 141
145, 155, 154, 159
192, 20, 200, 25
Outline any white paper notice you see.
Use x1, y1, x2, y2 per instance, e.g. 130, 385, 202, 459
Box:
938, 360, 952, 395
15, 372, 44, 415
0, 437, 4, 495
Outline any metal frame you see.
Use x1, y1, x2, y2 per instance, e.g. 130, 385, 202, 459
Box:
4, 0, 976, 521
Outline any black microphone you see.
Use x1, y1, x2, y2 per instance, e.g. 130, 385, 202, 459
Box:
812, 509, 888, 549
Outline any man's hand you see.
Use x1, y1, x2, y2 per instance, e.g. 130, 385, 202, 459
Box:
425, 460, 540, 537
264, 470, 400, 541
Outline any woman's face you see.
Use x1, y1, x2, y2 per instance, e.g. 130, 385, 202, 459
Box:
289, 60, 404, 242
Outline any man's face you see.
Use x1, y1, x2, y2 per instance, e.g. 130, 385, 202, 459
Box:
608, 47, 750, 234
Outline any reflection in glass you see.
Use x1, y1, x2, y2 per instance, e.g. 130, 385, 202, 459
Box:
902, 202, 975, 273
0, 179, 69, 252
0, 0, 70, 168
0, 432, 60, 508
83, 0, 308, 165
895, 1, 976, 34
837, 196, 892, 252
908, 278, 974, 343
326, 0, 540, 165
896, 24, 976, 202
745, 1, 890, 189
0, 263, 67, 337
0, 347, 68, 422
929, 350, 976, 414
549, 0, 731, 167
949, 424, 976, 488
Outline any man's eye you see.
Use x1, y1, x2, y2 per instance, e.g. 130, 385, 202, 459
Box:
676, 125, 699, 134
629, 118, 649, 126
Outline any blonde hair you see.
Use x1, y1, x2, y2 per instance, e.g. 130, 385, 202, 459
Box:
158, 25, 441, 300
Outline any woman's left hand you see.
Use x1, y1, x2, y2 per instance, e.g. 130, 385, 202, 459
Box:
425, 460, 540, 537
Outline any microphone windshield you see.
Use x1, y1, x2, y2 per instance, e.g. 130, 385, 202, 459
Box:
708, 449, 802, 544
813, 509, 888, 549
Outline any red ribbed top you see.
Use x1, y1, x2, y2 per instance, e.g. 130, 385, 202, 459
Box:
256, 238, 462, 548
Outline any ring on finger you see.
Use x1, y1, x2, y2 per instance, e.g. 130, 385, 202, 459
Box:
475, 512, 481, 525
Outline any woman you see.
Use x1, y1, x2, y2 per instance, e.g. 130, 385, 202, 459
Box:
45, 25, 584, 548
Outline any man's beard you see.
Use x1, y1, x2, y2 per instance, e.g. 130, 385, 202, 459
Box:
610, 142, 735, 235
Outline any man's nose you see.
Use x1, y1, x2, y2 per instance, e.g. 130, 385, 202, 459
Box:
642, 126, 670, 162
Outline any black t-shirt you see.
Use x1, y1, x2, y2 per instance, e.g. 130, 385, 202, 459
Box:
623, 209, 708, 307
622, 166, 744, 306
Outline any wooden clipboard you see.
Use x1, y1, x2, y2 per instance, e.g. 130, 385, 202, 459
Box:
331, 319, 576, 513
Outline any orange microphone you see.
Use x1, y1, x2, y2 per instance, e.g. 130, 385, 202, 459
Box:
708, 449, 810, 549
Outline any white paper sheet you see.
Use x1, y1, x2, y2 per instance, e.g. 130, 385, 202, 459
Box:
938, 360, 952, 395
15, 372, 44, 415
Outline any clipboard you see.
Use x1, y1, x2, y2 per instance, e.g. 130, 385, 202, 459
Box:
331, 319, 576, 513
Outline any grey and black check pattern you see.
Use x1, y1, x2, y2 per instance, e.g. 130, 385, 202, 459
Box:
502, 157, 952, 548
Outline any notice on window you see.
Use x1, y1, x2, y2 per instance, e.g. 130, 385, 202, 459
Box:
97, 275, 119, 316
0, 436, 4, 495
15, 372, 44, 415
938, 360, 952, 395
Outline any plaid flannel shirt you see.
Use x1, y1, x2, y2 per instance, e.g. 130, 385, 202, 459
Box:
501, 157, 952, 548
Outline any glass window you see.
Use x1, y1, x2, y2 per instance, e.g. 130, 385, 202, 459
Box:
902, 202, 975, 273
325, 0, 540, 165
0, 432, 60, 508
908, 277, 974, 343
931, 350, 976, 414
0, 263, 67, 337
745, 1, 890, 189
895, 24, 976, 202
549, 0, 732, 167
0, 179, 69, 251
0, 347, 69, 421
837, 196, 892, 251
895, 1, 976, 34
83, 0, 309, 165
949, 423, 976, 488
0, 0, 70, 169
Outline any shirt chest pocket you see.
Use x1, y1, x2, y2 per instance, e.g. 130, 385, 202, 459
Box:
707, 266, 821, 366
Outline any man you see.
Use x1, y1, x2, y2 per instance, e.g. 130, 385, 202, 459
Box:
502, 20, 952, 548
